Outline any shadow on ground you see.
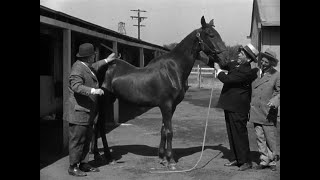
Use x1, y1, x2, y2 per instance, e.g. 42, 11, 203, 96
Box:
91, 144, 260, 168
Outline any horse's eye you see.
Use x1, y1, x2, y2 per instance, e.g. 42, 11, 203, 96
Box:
206, 30, 215, 38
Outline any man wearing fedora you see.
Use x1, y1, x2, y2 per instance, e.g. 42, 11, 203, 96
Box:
213, 43, 259, 171
250, 48, 280, 171
64, 43, 116, 176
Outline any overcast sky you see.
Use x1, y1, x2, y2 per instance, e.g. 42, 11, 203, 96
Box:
40, 0, 253, 47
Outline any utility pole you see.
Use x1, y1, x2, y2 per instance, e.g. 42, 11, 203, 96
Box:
130, 9, 147, 40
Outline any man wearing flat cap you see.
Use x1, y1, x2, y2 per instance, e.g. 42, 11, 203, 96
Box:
64, 43, 116, 176
250, 48, 280, 171
214, 43, 259, 171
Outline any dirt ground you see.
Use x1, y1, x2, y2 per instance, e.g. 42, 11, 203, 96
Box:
40, 83, 280, 180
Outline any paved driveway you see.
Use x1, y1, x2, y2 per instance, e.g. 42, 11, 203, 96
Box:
40, 86, 280, 180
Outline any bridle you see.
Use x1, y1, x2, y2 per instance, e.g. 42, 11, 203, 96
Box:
195, 30, 226, 59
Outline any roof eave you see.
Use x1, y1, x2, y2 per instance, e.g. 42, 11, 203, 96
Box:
261, 21, 280, 26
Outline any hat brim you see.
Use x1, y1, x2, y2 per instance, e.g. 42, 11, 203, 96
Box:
246, 53, 257, 63
260, 52, 278, 62
241, 47, 257, 62
76, 51, 97, 58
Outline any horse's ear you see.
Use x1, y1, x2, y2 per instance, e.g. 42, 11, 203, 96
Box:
209, 19, 215, 27
201, 16, 206, 28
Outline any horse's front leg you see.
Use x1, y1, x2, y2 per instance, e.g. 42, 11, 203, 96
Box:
165, 123, 176, 170
160, 104, 176, 170
158, 124, 167, 166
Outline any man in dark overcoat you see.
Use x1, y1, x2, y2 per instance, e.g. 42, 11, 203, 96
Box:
214, 43, 259, 171
64, 43, 116, 177
250, 48, 280, 171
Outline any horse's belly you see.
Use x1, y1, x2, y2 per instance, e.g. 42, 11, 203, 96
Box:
111, 75, 160, 106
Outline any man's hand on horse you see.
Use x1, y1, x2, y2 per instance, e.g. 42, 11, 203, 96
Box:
214, 62, 221, 70
106, 53, 117, 63
91, 88, 104, 95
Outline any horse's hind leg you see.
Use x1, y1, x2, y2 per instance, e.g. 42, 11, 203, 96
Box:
91, 123, 103, 161
99, 120, 115, 164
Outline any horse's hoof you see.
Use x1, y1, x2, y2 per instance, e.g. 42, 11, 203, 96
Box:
104, 155, 116, 164
106, 158, 116, 165
109, 160, 116, 165
168, 163, 177, 170
160, 159, 168, 167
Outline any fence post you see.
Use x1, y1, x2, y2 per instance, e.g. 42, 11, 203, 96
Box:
197, 65, 200, 88
200, 66, 202, 87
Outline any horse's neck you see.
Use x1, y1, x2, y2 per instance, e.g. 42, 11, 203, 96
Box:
171, 30, 198, 79
173, 30, 197, 58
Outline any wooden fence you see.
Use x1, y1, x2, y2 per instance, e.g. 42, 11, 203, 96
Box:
189, 65, 216, 88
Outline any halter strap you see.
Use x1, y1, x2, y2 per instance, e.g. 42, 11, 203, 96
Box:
196, 30, 220, 55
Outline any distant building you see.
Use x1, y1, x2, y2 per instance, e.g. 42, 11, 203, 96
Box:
248, 0, 280, 71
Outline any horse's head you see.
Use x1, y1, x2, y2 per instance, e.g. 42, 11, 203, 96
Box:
195, 16, 228, 67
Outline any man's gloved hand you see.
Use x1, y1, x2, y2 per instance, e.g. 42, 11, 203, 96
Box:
106, 53, 116, 63
267, 97, 280, 108
91, 88, 104, 95
214, 62, 221, 70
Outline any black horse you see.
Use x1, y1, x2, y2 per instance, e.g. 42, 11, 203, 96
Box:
95, 16, 228, 170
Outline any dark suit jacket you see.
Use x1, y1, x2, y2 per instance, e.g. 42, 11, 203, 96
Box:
64, 59, 109, 125
217, 63, 257, 113
221, 60, 238, 71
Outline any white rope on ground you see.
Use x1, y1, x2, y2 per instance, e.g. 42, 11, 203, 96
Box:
150, 86, 215, 173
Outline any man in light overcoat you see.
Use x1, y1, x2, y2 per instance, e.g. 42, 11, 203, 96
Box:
250, 48, 280, 171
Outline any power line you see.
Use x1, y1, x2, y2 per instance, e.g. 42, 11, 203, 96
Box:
130, 9, 147, 40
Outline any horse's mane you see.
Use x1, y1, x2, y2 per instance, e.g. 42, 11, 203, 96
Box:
145, 30, 198, 66
110, 58, 139, 68
171, 29, 197, 53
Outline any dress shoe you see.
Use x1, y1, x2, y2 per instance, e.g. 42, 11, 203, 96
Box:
79, 163, 100, 172
270, 165, 277, 171
238, 162, 252, 171
224, 160, 239, 167
254, 164, 269, 170
68, 166, 87, 177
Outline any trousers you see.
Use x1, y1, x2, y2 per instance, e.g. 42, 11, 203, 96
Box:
224, 110, 251, 164
68, 123, 93, 166
254, 123, 278, 166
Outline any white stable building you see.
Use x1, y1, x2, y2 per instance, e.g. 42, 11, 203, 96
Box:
248, 0, 280, 71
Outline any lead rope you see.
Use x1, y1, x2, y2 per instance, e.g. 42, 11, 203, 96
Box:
150, 85, 216, 173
